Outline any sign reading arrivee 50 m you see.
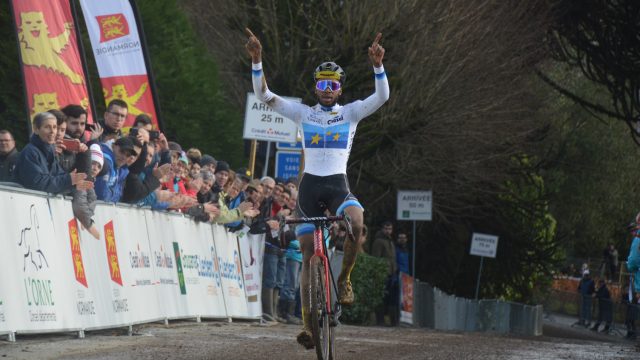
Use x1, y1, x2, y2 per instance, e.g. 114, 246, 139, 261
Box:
397, 190, 433, 221
244, 93, 301, 142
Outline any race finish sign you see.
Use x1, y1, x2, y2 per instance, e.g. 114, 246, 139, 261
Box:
397, 190, 432, 221
243, 92, 301, 142
470, 233, 499, 258
470, 232, 499, 300
396, 189, 432, 326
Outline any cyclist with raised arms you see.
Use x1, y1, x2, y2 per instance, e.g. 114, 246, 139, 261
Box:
245, 28, 389, 349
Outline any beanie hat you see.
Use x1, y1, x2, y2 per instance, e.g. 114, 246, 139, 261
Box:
200, 154, 216, 168
215, 160, 230, 174
236, 167, 251, 181
90, 144, 104, 167
179, 153, 189, 165
168, 141, 182, 153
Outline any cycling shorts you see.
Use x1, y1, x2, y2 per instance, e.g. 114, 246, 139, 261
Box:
296, 173, 363, 222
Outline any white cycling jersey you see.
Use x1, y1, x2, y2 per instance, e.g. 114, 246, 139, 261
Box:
251, 62, 390, 176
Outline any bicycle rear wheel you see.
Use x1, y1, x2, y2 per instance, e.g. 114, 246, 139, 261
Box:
310, 256, 335, 360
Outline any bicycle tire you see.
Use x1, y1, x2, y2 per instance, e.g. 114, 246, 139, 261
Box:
310, 256, 334, 360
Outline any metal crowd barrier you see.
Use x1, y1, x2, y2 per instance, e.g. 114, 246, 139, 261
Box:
545, 288, 639, 336
413, 280, 543, 336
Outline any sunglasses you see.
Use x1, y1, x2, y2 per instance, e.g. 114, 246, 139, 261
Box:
316, 80, 341, 92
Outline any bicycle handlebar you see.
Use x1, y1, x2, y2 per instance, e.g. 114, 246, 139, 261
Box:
285, 215, 345, 225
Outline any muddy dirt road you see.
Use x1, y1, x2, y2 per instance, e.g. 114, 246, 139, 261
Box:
0, 321, 637, 360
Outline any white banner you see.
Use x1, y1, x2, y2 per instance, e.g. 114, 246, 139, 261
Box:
0, 185, 259, 335
79, 0, 159, 127
79, 0, 145, 77
212, 226, 248, 318
143, 210, 190, 319
236, 227, 265, 318
179, 218, 227, 319
47, 196, 106, 330
1, 193, 80, 332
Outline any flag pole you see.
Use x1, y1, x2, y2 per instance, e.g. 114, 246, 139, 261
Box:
69, 0, 98, 123
7, 0, 33, 136
128, 0, 164, 132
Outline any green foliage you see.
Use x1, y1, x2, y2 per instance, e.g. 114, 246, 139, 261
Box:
136, 0, 244, 165
0, 0, 29, 147
540, 65, 640, 259
341, 253, 388, 325
488, 155, 562, 302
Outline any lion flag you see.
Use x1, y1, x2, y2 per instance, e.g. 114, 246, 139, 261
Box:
11, 0, 93, 123
79, 0, 158, 129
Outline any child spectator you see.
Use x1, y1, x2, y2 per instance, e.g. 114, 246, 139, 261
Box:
72, 144, 103, 239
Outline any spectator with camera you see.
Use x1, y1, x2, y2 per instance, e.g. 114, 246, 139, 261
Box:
61, 104, 104, 145
49, 109, 89, 175
15, 112, 92, 194
99, 99, 128, 143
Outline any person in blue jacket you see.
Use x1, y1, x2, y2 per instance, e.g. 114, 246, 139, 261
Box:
15, 112, 92, 193
94, 136, 141, 203
625, 215, 640, 339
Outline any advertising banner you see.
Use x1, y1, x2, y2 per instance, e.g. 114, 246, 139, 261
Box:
147, 211, 226, 319
46, 196, 108, 330
79, 0, 158, 128
144, 210, 189, 319
399, 272, 414, 325
236, 227, 264, 318
212, 226, 248, 318
0, 187, 254, 334
0, 192, 80, 332
11, 0, 93, 122
108, 206, 162, 324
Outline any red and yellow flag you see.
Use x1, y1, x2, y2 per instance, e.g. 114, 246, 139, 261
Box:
11, 0, 93, 122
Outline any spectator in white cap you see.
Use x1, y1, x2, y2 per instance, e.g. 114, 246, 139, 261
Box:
71, 144, 103, 239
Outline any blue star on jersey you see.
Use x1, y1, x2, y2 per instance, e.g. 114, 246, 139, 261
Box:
303, 123, 349, 149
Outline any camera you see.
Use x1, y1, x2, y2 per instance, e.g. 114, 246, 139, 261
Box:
149, 130, 160, 141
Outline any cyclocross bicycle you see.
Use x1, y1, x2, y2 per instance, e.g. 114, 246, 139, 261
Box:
285, 214, 351, 360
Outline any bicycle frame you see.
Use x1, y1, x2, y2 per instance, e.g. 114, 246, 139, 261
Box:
313, 224, 332, 314
285, 215, 346, 315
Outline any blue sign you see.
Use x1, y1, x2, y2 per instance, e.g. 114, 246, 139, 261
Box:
275, 151, 302, 179
276, 141, 302, 150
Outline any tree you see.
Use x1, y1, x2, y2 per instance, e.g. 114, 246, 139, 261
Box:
0, 0, 29, 148
544, 0, 640, 144
183, 0, 563, 300
132, 0, 245, 165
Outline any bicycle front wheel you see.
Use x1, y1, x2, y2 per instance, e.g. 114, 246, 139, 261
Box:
310, 255, 335, 360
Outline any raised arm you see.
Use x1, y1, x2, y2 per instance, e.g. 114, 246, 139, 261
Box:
244, 28, 304, 122
354, 33, 390, 121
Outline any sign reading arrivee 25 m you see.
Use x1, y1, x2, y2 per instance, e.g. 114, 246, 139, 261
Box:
244, 92, 301, 142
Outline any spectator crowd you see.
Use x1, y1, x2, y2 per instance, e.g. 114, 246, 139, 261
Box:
0, 100, 418, 326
